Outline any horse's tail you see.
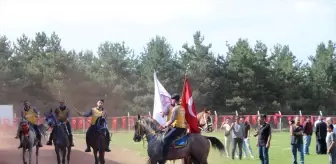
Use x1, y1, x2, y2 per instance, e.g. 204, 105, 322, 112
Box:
205, 136, 225, 156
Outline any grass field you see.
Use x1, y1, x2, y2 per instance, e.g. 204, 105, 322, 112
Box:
76, 131, 329, 164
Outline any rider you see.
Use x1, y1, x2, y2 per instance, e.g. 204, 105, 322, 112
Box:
82, 99, 111, 152
15, 100, 43, 148
46, 100, 75, 147
162, 94, 187, 158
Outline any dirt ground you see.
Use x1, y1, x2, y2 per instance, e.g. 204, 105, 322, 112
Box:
0, 128, 146, 164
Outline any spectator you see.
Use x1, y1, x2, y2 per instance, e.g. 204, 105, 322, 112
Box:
315, 116, 322, 128
303, 117, 313, 155
230, 116, 244, 160
326, 117, 336, 133
242, 119, 254, 158
220, 117, 232, 158
327, 124, 336, 164
254, 114, 271, 164
316, 116, 327, 154
290, 117, 304, 164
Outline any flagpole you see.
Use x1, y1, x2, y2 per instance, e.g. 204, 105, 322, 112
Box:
181, 63, 190, 102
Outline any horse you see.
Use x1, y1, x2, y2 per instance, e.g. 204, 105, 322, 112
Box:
197, 111, 213, 133
19, 119, 47, 164
87, 116, 108, 164
133, 114, 225, 164
44, 111, 71, 164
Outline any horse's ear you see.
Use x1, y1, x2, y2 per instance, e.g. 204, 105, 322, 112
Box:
44, 113, 47, 116
138, 114, 141, 120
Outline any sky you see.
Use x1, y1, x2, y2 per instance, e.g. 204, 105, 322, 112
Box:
0, 0, 335, 62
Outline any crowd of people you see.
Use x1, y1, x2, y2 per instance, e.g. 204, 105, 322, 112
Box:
220, 114, 336, 164
221, 114, 271, 164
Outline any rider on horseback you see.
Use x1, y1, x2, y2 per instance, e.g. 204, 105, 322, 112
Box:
46, 100, 75, 147
162, 94, 187, 158
15, 100, 43, 148
83, 99, 111, 152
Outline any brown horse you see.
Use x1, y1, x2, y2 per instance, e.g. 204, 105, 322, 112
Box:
197, 110, 213, 132
133, 114, 225, 164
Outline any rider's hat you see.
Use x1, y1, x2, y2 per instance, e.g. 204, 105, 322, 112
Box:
171, 94, 180, 101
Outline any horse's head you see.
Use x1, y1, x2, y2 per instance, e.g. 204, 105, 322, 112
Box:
96, 116, 107, 131
133, 114, 161, 142
21, 121, 30, 136
44, 110, 57, 127
133, 114, 146, 142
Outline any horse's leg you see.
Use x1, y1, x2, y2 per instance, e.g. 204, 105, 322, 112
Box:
99, 148, 105, 164
28, 148, 32, 164
67, 147, 71, 164
61, 147, 66, 164
35, 146, 39, 164
23, 147, 27, 164
93, 149, 99, 164
55, 146, 61, 164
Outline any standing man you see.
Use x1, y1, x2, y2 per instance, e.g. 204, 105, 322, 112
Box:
303, 116, 313, 155
243, 119, 254, 158
82, 99, 111, 152
254, 114, 272, 164
326, 117, 336, 133
15, 100, 43, 148
316, 116, 327, 154
46, 100, 75, 147
162, 94, 187, 160
290, 116, 304, 164
220, 117, 232, 158
230, 116, 244, 160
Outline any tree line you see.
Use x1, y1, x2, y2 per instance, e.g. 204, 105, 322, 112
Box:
0, 31, 335, 116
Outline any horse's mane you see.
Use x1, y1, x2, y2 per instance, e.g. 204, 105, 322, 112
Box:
140, 117, 161, 133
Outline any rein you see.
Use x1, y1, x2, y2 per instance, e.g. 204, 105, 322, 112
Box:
136, 120, 157, 149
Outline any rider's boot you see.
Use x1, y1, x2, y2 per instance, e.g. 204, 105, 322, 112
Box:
105, 140, 111, 152
69, 135, 74, 147
46, 133, 52, 145
37, 135, 43, 147
85, 144, 91, 152
85, 138, 91, 152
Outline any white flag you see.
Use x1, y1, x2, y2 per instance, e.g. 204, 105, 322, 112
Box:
153, 71, 171, 126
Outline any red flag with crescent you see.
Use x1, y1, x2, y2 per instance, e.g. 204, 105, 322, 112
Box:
181, 75, 200, 133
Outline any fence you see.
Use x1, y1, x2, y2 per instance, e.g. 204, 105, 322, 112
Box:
0, 114, 334, 133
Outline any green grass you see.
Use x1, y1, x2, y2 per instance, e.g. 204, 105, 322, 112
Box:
76, 131, 329, 164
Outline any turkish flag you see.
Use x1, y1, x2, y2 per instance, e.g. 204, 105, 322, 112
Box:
181, 75, 200, 133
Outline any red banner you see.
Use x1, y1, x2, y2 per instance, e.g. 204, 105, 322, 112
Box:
300, 116, 305, 124
129, 116, 135, 128
77, 118, 83, 130
213, 115, 218, 129
273, 115, 279, 126
112, 117, 117, 131
71, 118, 77, 130
252, 115, 257, 125
266, 116, 271, 123
86, 118, 92, 130
245, 115, 250, 123
122, 116, 127, 129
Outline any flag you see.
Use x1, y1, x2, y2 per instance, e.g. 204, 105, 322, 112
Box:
153, 71, 171, 126
181, 75, 200, 133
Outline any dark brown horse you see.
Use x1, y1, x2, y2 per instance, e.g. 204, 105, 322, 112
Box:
133, 114, 225, 164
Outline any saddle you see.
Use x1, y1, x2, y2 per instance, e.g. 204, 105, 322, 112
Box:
171, 134, 188, 149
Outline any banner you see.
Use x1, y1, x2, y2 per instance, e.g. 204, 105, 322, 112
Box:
153, 71, 171, 126
112, 117, 117, 131
71, 118, 77, 130
122, 116, 127, 129
77, 118, 84, 130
